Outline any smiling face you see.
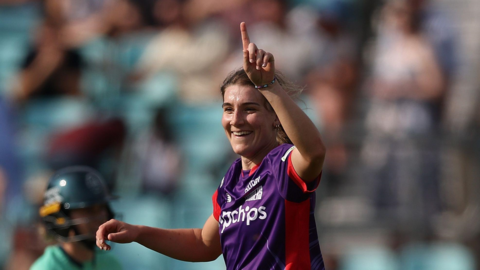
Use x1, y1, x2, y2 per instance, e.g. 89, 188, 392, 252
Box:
222, 84, 279, 162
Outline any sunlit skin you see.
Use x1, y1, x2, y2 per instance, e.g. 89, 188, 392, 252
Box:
222, 84, 280, 169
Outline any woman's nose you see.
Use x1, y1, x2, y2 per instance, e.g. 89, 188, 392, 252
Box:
231, 110, 244, 126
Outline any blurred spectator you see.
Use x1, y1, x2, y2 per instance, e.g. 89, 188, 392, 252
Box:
45, 117, 126, 188
41, 0, 114, 47
10, 20, 84, 103
134, 108, 182, 199
131, 0, 230, 104
102, 0, 148, 39
361, 0, 445, 228
75, 0, 154, 108
406, 0, 458, 84
304, 0, 359, 191
4, 225, 45, 270
0, 96, 23, 216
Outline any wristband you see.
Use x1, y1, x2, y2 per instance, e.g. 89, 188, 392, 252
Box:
255, 77, 276, 89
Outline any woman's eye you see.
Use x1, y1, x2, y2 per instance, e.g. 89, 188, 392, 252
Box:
224, 107, 233, 113
246, 108, 256, 113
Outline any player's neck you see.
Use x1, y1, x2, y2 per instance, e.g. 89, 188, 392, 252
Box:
62, 242, 94, 263
241, 141, 279, 170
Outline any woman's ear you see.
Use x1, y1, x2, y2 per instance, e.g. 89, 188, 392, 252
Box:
273, 118, 281, 128
274, 116, 280, 125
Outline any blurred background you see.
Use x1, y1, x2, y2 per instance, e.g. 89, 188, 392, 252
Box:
0, 0, 479, 269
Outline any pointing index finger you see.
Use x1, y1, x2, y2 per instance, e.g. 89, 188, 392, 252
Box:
240, 22, 250, 51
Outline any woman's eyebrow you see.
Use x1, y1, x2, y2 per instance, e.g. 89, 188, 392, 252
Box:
222, 102, 261, 108
242, 102, 261, 107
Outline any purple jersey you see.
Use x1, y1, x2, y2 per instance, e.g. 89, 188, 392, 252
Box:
212, 144, 324, 269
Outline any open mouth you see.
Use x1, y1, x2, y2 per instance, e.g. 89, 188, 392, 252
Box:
232, 131, 253, 137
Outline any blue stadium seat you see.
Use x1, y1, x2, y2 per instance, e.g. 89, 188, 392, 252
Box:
400, 242, 475, 270
340, 245, 399, 270
425, 243, 475, 270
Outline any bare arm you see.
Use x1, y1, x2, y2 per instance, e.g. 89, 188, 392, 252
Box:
240, 22, 326, 182
13, 48, 64, 101
96, 214, 222, 262
262, 85, 326, 182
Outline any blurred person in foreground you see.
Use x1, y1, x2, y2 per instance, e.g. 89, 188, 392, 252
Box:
96, 22, 326, 269
30, 166, 122, 270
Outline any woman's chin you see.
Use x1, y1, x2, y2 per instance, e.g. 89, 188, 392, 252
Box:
231, 145, 252, 157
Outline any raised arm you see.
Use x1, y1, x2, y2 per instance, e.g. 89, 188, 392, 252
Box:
240, 22, 326, 182
96, 214, 221, 262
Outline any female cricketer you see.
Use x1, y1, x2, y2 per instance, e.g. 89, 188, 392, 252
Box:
96, 22, 326, 269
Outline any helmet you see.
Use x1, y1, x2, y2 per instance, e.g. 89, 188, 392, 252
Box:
39, 166, 115, 242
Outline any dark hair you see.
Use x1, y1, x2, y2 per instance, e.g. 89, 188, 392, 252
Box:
220, 68, 303, 145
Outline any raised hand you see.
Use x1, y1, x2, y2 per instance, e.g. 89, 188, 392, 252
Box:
96, 219, 140, 250
241, 22, 275, 88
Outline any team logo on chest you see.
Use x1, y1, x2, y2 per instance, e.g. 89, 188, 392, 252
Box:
219, 204, 268, 233
246, 186, 263, 201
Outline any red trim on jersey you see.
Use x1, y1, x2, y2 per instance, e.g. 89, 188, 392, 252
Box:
212, 190, 221, 221
285, 199, 311, 269
249, 164, 260, 176
241, 164, 260, 177
287, 154, 321, 193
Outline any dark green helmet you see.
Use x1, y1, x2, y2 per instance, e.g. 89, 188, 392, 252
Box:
40, 166, 115, 242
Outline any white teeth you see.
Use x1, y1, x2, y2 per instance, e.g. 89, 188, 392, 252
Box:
233, 131, 251, 136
